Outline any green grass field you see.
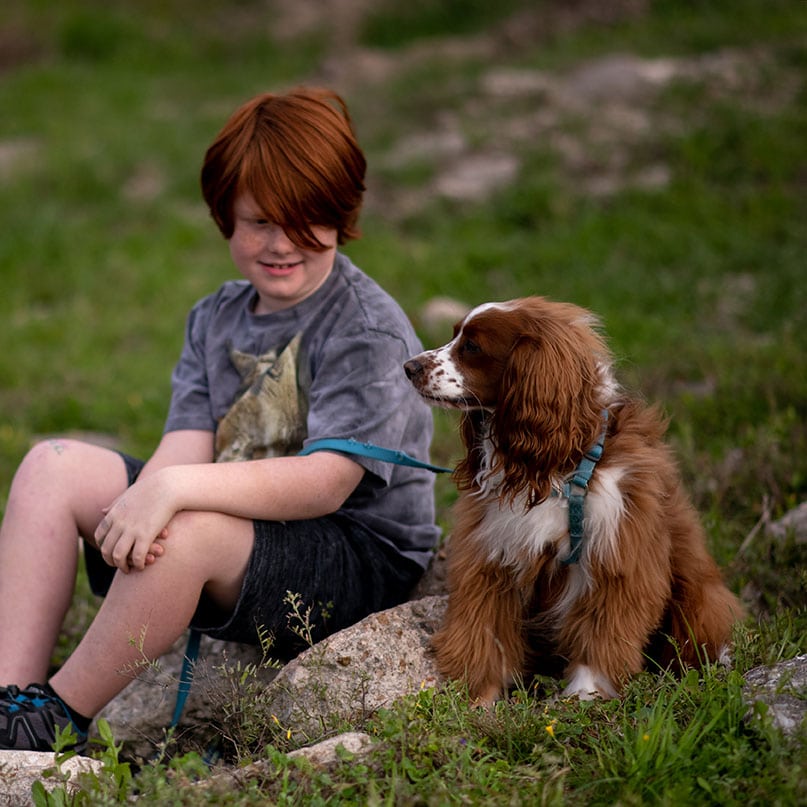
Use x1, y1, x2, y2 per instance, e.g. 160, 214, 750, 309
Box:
1, 0, 805, 803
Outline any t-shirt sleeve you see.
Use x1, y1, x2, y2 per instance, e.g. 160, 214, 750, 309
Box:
163, 300, 217, 433
303, 329, 426, 486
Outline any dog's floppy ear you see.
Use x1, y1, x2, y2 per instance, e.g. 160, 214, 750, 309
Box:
492, 326, 604, 507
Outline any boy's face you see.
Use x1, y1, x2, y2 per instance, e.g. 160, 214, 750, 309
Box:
229, 193, 337, 314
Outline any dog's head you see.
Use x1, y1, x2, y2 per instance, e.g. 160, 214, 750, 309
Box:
405, 296, 617, 505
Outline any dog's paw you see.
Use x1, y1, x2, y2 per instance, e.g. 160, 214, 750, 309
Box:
562, 665, 617, 700
471, 683, 502, 709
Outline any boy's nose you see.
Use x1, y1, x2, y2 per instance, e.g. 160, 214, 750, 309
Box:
266, 224, 294, 249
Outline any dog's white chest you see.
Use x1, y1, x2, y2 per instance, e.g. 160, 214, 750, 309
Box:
473, 466, 626, 568
476, 495, 568, 566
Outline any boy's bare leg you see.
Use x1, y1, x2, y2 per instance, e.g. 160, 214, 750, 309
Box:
0, 440, 128, 685
49, 509, 254, 717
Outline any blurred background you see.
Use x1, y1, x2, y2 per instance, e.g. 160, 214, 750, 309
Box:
0, 0, 805, 616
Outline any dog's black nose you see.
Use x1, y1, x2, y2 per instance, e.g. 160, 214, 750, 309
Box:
403, 359, 423, 380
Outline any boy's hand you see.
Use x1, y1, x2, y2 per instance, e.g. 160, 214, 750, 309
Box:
94, 473, 177, 573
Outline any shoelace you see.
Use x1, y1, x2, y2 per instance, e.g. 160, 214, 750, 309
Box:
2, 685, 52, 713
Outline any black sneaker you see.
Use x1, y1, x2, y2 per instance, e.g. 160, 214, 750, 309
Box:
0, 684, 88, 754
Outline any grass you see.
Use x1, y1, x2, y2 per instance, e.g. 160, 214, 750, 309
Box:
43, 657, 807, 805
1, 0, 806, 802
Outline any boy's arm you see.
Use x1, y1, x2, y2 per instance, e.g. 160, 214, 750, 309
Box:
138, 430, 364, 517
160, 452, 365, 521
139, 429, 215, 477
96, 445, 364, 572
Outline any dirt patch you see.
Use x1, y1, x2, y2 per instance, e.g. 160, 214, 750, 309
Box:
0, 24, 43, 72
365, 45, 796, 216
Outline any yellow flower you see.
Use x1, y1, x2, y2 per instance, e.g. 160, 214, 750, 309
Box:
642, 733, 650, 742
545, 724, 555, 738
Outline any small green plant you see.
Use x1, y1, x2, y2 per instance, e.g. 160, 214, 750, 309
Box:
284, 590, 330, 648
30, 719, 131, 806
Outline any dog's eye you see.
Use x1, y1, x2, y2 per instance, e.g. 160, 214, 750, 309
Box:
461, 339, 482, 356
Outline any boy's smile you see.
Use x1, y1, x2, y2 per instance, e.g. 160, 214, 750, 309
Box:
260, 259, 305, 280
230, 193, 337, 314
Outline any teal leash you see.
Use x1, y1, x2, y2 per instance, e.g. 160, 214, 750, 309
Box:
170, 627, 201, 730
298, 437, 453, 473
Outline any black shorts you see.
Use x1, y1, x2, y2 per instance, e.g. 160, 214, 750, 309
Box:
84, 453, 423, 657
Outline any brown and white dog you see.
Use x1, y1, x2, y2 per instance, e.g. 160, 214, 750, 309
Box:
404, 296, 744, 702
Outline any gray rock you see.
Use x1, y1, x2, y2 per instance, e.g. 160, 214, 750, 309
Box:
286, 730, 374, 765
0, 751, 103, 807
194, 731, 375, 793
743, 653, 807, 738
261, 595, 447, 744
767, 501, 807, 544
418, 298, 472, 340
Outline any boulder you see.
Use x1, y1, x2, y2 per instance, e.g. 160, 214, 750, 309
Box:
0, 751, 103, 807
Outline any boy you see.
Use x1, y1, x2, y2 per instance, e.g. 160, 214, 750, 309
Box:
0, 88, 440, 753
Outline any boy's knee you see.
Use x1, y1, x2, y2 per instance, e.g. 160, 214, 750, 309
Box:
168, 509, 254, 553
18, 438, 80, 480
164, 510, 196, 537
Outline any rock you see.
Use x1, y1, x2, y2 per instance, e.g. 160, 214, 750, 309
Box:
411, 545, 449, 599
286, 730, 374, 766
97, 595, 447, 758
418, 297, 471, 340
434, 151, 519, 202
0, 751, 103, 807
261, 595, 447, 744
194, 731, 375, 793
743, 654, 807, 738
766, 501, 807, 544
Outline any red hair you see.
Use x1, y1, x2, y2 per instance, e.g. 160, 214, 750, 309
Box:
201, 87, 366, 250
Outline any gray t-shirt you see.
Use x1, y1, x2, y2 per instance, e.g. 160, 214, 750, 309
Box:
165, 252, 440, 568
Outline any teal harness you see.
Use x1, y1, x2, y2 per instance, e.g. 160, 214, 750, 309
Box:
558, 410, 609, 565
170, 419, 607, 729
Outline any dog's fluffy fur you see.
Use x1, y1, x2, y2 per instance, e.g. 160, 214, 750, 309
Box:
405, 296, 744, 702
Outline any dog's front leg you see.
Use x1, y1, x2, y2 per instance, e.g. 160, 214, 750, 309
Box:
432, 563, 525, 705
